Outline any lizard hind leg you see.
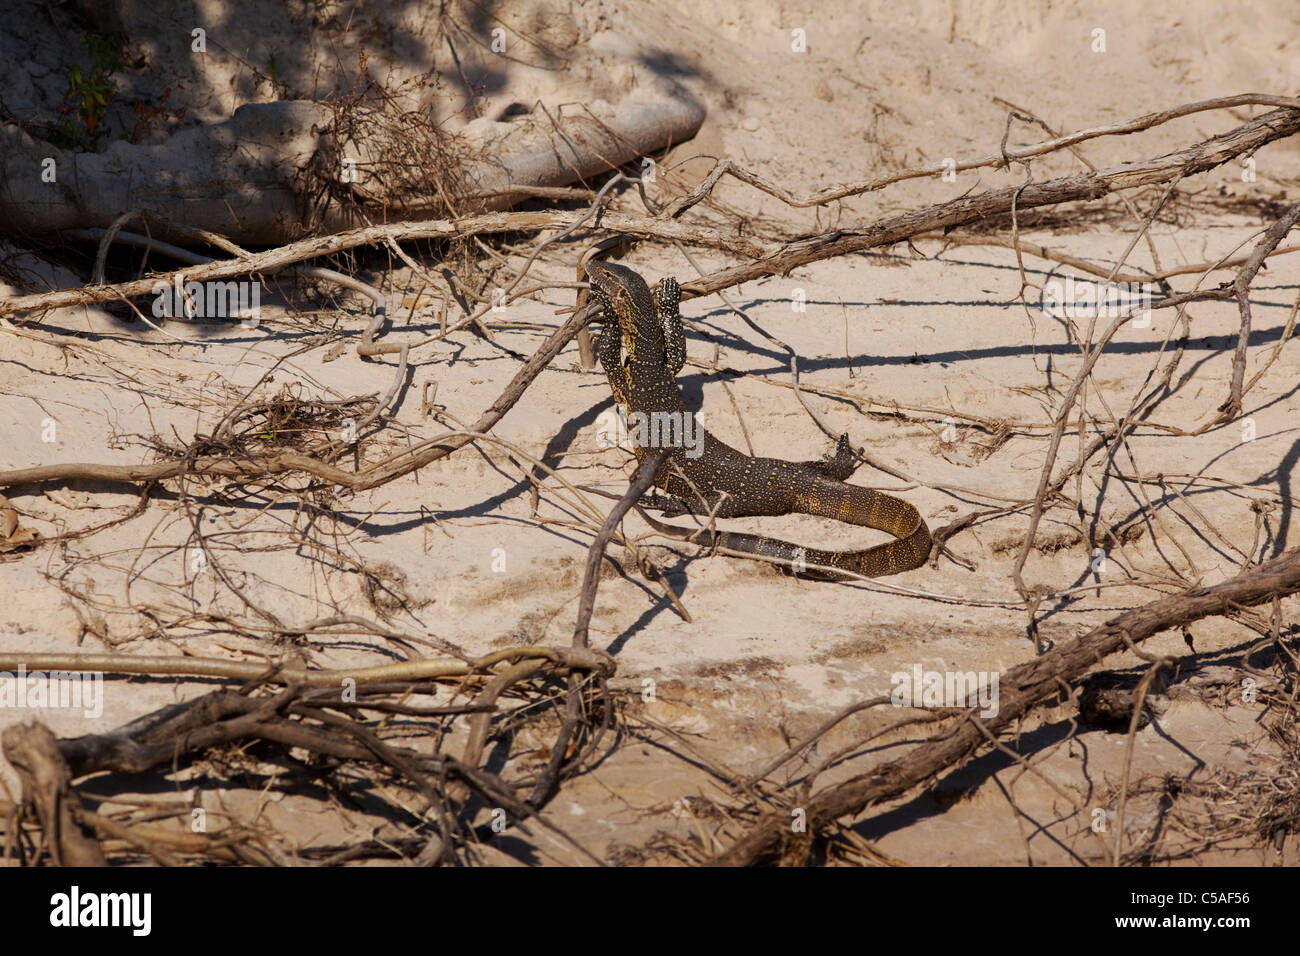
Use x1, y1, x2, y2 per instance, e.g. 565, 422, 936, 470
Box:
645, 489, 744, 520
639, 490, 692, 517
802, 433, 857, 481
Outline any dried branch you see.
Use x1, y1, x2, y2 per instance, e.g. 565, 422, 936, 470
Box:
660, 94, 1300, 216
1, 722, 106, 865
713, 545, 1300, 865
1218, 200, 1300, 420
0, 644, 614, 689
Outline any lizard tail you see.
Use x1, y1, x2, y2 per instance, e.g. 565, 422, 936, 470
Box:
791, 480, 932, 577
645, 481, 931, 579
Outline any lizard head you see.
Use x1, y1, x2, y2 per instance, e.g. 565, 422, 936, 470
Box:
584, 260, 666, 365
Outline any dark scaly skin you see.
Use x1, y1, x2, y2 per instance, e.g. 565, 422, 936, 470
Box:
585, 259, 931, 578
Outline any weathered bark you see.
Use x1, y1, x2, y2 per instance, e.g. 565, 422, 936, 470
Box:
2, 722, 108, 865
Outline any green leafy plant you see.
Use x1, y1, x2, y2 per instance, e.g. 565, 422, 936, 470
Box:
49, 34, 122, 151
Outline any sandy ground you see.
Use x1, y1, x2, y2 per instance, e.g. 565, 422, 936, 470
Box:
1, 0, 1299, 865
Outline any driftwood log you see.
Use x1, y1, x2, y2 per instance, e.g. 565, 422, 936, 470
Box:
0, 86, 704, 245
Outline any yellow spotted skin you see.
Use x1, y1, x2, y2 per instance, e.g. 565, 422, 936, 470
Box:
585, 260, 930, 579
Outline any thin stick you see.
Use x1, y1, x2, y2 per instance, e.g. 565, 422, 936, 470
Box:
0, 644, 614, 688
1218, 201, 1300, 420
573, 450, 668, 649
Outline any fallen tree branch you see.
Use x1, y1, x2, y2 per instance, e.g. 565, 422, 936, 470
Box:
660, 94, 1300, 215
0, 212, 762, 318
1218, 200, 1300, 420
713, 545, 1300, 865
572, 450, 669, 649
683, 106, 1300, 296
1, 722, 107, 866
0, 644, 615, 689
925, 232, 1300, 285
23, 684, 602, 865
525, 449, 669, 809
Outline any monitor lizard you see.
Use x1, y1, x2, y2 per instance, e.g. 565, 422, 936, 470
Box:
585, 259, 931, 579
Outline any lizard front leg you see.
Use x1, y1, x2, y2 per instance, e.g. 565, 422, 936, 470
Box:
652, 276, 686, 376
596, 321, 632, 401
